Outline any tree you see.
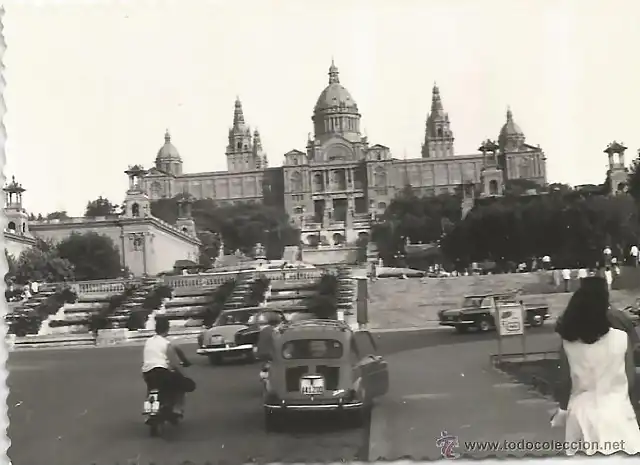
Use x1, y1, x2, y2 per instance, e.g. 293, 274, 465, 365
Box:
441, 191, 640, 269
372, 191, 462, 265
11, 239, 75, 284
85, 196, 119, 217
627, 155, 640, 203
56, 232, 122, 281
5, 250, 17, 284
46, 211, 70, 220
150, 196, 300, 260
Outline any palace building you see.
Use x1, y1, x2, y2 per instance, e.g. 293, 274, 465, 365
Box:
136, 61, 548, 247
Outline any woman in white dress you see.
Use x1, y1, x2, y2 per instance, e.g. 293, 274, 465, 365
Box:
555, 277, 640, 455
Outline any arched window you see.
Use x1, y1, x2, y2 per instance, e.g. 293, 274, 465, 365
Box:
437, 128, 443, 138
182, 227, 188, 234
237, 142, 242, 150
131, 203, 140, 217
290, 172, 303, 192
489, 180, 499, 195
313, 173, 324, 192
7, 221, 15, 232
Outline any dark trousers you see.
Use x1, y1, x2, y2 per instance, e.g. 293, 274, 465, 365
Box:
564, 279, 570, 292
142, 367, 195, 406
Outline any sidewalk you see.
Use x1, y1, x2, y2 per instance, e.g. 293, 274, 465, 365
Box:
369, 333, 564, 460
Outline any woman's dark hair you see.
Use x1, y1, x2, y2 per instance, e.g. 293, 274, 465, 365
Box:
155, 316, 171, 335
556, 276, 611, 344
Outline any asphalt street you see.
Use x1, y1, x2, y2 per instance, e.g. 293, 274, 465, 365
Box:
7, 325, 557, 465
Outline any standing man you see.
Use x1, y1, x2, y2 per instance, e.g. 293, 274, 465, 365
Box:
561, 268, 571, 292
631, 245, 639, 267
603, 246, 613, 268
577, 267, 588, 286
542, 255, 551, 270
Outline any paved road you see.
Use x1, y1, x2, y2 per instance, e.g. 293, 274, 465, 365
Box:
7, 325, 557, 465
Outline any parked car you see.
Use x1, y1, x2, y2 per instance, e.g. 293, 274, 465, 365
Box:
259, 319, 389, 432
196, 307, 287, 364
438, 292, 550, 333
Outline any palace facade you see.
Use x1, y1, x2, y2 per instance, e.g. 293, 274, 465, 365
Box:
137, 61, 548, 246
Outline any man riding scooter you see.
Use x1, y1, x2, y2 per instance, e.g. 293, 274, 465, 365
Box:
142, 317, 196, 422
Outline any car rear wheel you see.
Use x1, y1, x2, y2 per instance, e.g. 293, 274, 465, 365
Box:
528, 315, 544, 327
476, 318, 493, 332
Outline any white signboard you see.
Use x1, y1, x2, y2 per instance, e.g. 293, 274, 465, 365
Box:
497, 304, 524, 337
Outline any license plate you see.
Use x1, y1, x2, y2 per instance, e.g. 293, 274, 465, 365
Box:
143, 393, 160, 414
210, 336, 223, 344
300, 376, 324, 396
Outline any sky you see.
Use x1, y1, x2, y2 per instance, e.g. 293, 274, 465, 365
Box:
3, 0, 640, 217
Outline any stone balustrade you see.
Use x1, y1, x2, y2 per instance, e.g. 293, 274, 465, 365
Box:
40, 268, 325, 297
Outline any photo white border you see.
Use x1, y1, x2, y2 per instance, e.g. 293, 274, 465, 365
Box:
0, 1, 634, 464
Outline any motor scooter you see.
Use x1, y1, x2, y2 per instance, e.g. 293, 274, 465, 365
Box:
142, 360, 191, 437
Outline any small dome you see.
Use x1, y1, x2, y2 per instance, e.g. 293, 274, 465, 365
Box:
156, 129, 182, 161
313, 61, 359, 113
499, 108, 524, 138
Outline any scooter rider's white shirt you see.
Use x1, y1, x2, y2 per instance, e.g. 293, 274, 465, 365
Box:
142, 335, 171, 373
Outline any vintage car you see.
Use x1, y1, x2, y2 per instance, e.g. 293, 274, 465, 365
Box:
438, 292, 550, 333
196, 307, 287, 364
260, 319, 389, 431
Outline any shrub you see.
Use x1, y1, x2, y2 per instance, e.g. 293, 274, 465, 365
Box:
88, 282, 140, 332
127, 284, 175, 330
245, 276, 270, 307
202, 279, 237, 327
304, 273, 339, 319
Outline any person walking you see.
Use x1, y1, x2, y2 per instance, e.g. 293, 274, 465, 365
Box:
630, 245, 639, 267
561, 268, 571, 292
553, 277, 640, 455
577, 267, 588, 286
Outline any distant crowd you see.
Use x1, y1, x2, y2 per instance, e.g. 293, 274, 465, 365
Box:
5, 280, 41, 303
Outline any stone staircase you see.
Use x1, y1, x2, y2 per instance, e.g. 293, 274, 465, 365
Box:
108, 277, 161, 328
223, 274, 256, 310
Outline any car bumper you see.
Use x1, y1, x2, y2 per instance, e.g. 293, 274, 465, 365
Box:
264, 401, 364, 411
196, 344, 253, 355
439, 320, 474, 326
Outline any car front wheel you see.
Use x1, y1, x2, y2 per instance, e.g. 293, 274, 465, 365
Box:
476, 318, 493, 332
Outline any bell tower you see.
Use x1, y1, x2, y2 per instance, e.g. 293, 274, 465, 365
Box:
3, 176, 30, 235
604, 141, 628, 196
123, 165, 151, 218
421, 84, 455, 158
479, 140, 504, 197
176, 194, 197, 237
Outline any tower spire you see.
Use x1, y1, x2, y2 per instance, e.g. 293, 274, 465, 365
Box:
431, 83, 444, 113
328, 59, 340, 85
233, 96, 245, 127
164, 128, 171, 143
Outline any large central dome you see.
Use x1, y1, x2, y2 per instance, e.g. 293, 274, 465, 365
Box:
312, 60, 362, 143
314, 61, 358, 113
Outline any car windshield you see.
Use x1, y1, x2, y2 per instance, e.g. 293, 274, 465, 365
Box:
253, 311, 281, 325
215, 310, 254, 326
282, 339, 343, 359
463, 297, 483, 308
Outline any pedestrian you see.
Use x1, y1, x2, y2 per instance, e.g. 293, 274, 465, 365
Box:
604, 266, 613, 290
603, 246, 612, 268
561, 268, 571, 292
553, 277, 640, 455
577, 267, 588, 286
631, 245, 639, 267
370, 261, 377, 282
542, 255, 551, 270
